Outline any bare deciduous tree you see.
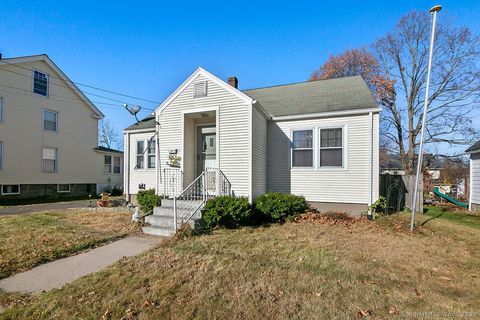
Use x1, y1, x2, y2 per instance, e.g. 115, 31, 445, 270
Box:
374, 11, 480, 173
311, 11, 480, 174
99, 119, 121, 150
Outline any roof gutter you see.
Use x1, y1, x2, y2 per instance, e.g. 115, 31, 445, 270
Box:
122, 128, 156, 134
271, 107, 382, 122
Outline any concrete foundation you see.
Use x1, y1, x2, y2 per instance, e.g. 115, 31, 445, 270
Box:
309, 202, 368, 215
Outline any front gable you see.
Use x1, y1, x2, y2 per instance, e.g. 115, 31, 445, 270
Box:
0, 55, 104, 118
155, 67, 253, 114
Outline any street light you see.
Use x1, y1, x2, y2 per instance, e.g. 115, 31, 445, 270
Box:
411, 4, 442, 231
124, 103, 142, 122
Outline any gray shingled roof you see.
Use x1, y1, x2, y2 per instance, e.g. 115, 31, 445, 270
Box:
243, 76, 377, 117
466, 140, 480, 153
124, 116, 156, 131
94, 146, 123, 154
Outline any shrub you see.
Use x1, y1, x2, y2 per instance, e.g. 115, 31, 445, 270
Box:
110, 187, 123, 197
137, 189, 161, 214
370, 196, 387, 214
254, 193, 309, 223
202, 196, 252, 229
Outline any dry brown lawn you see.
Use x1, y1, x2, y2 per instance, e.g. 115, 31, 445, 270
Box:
1, 213, 479, 319
0, 210, 141, 279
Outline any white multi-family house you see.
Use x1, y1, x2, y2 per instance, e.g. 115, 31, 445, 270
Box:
0, 54, 122, 202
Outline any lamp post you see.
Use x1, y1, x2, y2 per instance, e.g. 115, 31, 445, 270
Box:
411, 5, 442, 231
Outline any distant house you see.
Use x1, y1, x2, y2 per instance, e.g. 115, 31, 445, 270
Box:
124, 67, 380, 236
466, 141, 480, 210
0, 54, 122, 202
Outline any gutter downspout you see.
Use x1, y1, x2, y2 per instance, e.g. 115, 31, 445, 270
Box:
125, 132, 130, 202
469, 158, 472, 211
368, 112, 373, 208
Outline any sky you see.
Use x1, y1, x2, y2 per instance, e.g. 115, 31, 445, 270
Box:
1, 0, 479, 150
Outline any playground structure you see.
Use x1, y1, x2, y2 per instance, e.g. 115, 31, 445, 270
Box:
433, 186, 468, 208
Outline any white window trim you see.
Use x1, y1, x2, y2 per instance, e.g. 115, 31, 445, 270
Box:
317, 125, 348, 171
290, 128, 315, 169
104, 154, 122, 174
42, 147, 58, 173
1, 185, 20, 195
146, 140, 156, 169
42, 108, 59, 133
135, 140, 146, 171
32, 69, 50, 97
289, 124, 348, 171
57, 184, 71, 193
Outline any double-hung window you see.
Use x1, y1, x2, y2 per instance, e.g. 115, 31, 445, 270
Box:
33, 71, 48, 96
113, 156, 121, 173
104, 155, 112, 173
136, 141, 145, 169
42, 148, 57, 173
147, 140, 156, 169
43, 109, 58, 132
319, 128, 343, 167
291, 130, 314, 167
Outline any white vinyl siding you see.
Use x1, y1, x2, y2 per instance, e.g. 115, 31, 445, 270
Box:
127, 131, 157, 194
0, 58, 112, 187
471, 155, 480, 206
156, 74, 251, 197
267, 113, 379, 204
252, 106, 267, 198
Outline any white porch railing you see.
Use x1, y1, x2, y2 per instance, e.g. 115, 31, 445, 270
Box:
163, 168, 183, 198
173, 168, 231, 231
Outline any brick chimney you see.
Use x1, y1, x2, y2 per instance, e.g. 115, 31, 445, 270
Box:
228, 76, 238, 89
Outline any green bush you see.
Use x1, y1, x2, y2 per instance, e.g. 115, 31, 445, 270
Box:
137, 189, 161, 214
370, 196, 387, 214
254, 193, 309, 223
203, 196, 252, 229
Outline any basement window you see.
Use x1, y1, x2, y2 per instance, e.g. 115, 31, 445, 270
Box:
193, 81, 207, 97
57, 184, 71, 193
1, 185, 20, 195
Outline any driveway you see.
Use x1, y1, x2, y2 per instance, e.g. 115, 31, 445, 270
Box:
0, 199, 94, 215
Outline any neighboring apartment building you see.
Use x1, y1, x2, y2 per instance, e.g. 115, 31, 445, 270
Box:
0, 54, 122, 202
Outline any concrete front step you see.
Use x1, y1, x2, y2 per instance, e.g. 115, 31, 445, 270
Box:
142, 226, 175, 236
160, 199, 203, 208
153, 206, 202, 219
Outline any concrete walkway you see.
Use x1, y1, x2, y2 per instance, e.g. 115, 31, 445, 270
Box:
0, 236, 161, 294
0, 199, 92, 215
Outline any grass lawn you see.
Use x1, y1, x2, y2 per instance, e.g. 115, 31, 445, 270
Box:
424, 205, 480, 229
1, 212, 479, 319
0, 210, 141, 279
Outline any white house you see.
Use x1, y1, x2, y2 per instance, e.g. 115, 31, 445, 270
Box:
124, 68, 380, 234
0, 54, 123, 202
466, 141, 480, 210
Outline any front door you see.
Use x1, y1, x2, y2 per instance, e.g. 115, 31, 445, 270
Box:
196, 126, 216, 176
